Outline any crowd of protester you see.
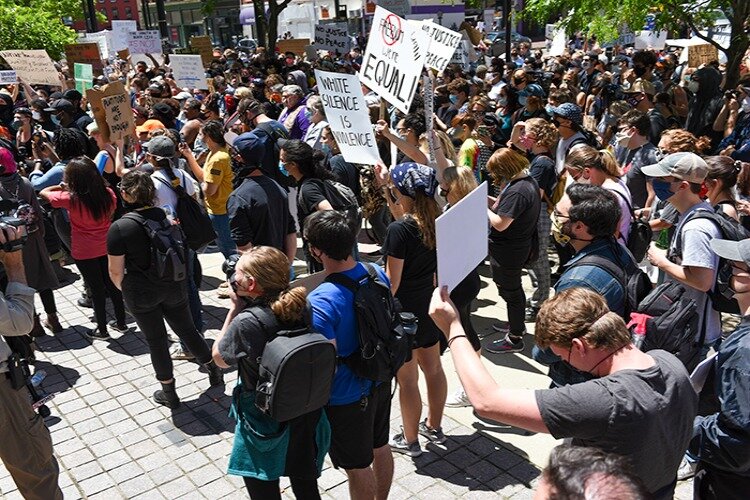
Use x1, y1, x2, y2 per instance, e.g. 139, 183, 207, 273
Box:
0, 21, 748, 500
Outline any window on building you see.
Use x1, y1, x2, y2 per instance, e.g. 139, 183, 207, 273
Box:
169, 11, 181, 25
112, 7, 118, 18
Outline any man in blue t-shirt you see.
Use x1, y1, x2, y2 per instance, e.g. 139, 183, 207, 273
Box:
304, 210, 394, 500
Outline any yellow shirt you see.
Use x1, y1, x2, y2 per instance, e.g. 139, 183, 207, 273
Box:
202, 147, 233, 215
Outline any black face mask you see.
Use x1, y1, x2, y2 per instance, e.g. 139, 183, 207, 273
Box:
634, 65, 648, 78
439, 188, 449, 199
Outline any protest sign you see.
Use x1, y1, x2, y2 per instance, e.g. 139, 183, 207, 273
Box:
420, 21, 462, 72
0, 71, 17, 84
450, 31, 478, 70
190, 36, 213, 67
436, 182, 489, 293
74, 63, 94, 95
169, 54, 208, 89
0, 50, 59, 86
112, 20, 137, 51
314, 70, 381, 166
422, 74, 436, 166
359, 6, 428, 114
86, 81, 128, 144
65, 43, 103, 75
127, 31, 162, 55
101, 93, 135, 142
314, 23, 351, 53
304, 45, 319, 61
277, 39, 311, 56
548, 28, 567, 56
688, 43, 719, 67
85, 31, 111, 60
117, 48, 130, 61
376, 0, 410, 18
635, 30, 668, 50
459, 22, 483, 46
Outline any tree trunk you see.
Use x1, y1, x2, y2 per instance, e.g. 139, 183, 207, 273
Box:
253, 0, 267, 49
268, 10, 279, 54
723, 0, 750, 90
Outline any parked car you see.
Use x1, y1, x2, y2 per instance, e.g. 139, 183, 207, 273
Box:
487, 31, 532, 57
235, 38, 258, 54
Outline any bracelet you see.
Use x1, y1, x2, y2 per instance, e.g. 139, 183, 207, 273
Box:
448, 335, 468, 348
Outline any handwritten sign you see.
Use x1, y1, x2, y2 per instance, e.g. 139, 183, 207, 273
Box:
87, 81, 128, 144
277, 39, 311, 56
190, 36, 213, 67
0, 50, 59, 86
101, 93, 135, 142
65, 43, 103, 75
84, 31, 111, 60
0, 71, 17, 84
169, 54, 207, 89
450, 31, 478, 69
74, 63, 94, 95
314, 23, 351, 53
359, 6, 428, 114
688, 43, 719, 67
420, 21, 462, 72
315, 70, 381, 166
127, 31, 162, 55
112, 20, 137, 51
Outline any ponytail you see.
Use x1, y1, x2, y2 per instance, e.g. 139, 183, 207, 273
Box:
269, 286, 308, 325
411, 191, 440, 250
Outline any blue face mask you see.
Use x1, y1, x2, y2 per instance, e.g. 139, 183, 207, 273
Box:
321, 144, 332, 156
279, 161, 289, 177
652, 179, 675, 201
449, 94, 459, 105
545, 104, 555, 115
51, 115, 60, 126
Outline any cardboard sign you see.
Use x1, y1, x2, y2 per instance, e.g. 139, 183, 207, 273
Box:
127, 31, 162, 55
314, 70, 381, 166
74, 63, 94, 95
169, 54, 207, 89
0, 70, 17, 84
375, 0, 410, 18
117, 49, 130, 61
112, 20, 137, 51
277, 39, 311, 56
688, 43, 719, 67
0, 50, 59, 86
459, 22, 483, 45
304, 45, 319, 61
65, 43, 103, 75
101, 93, 135, 142
358, 6, 429, 114
420, 21, 462, 72
86, 81, 128, 144
190, 36, 213, 67
436, 182, 489, 293
314, 23, 351, 53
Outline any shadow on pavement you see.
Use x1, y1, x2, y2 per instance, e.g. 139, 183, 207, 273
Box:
170, 388, 234, 436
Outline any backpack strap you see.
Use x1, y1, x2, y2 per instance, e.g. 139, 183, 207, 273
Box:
568, 253, 627, 291
608, 188, 636, 220
670, 208, 718, 261
153, 171, 188, 197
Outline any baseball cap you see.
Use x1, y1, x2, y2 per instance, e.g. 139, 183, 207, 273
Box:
0, 147, 17, 175
152, 102, 174, 117
44, 99, 75, 113
142, 136, 175, 159
710, 238, 750, 266
641, 152, 709, 184
135, 119, 166, 135
623, 78, 656, 96
62, 89, 83, 102
234, 132, 266, 167
550, 103, 582, 125
174, 91, 192, 101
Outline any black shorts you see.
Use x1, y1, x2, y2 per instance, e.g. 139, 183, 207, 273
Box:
326, 382, 392, 470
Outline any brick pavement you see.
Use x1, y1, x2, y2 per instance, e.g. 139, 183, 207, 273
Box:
0, 250, 695, 499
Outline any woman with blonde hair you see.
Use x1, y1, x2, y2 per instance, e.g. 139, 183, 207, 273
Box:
565, 145, 633, 246
212, 246, 330, 499
484, 148, 541, 354
659, 128, 712, 155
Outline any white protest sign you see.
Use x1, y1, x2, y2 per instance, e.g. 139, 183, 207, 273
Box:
449, 31, 477, 70
635, 30, 668, 50
112, 20, 137, 51
127, 30, 162, 55
314, 23, 351, 53
0, 71, 17, 84
376, 0, 410, 18
548, 29, 567, 56
169, 54, 208, 89
420, 21, 462, 72
359, 6, 429, 114
0, 50, 59, 86
101, 92, 135, 142
436, 182, 489, 293
85, 31, 111, 60
314, 70, 381, 166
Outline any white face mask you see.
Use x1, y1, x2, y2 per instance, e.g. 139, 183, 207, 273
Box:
687, 80, 699, 94
742, 96, 750, 114
615, 131, 632, 148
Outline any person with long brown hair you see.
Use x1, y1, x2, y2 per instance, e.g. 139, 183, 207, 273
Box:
39, 156, 127, 340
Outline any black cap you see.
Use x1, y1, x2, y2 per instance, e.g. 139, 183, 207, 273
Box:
62, 89, 83, 102
44, 99, 75, 113
152, 102, 173, 117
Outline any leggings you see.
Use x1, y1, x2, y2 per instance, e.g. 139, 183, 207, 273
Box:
39, 288, 56, 315
243, 476, 320, 500
75, 255, 126, 334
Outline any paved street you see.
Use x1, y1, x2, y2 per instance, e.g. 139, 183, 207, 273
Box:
0, 246, 694, 499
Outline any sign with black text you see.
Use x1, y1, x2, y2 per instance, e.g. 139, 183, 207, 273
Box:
314, 23, 351, 53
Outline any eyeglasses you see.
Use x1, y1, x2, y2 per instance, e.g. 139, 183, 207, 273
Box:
552, 210, 570, 223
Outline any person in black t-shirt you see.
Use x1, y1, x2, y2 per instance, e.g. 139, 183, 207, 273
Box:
484, 148, 542, 354
321, 126, 361, 203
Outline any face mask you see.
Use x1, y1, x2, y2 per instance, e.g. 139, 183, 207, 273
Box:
10, 120, 21, 131
51, 115, 60, 126
615, 131, 632, 147
545, 104, 555, 115
32, 111, 42, 121
551, 215, 572, 246
519, 95, 528, 106
321, 144, 332, 156
687, 80, 699, 94
439, 187, 449, 199
652, 179, 675, 201
634, 65, 647, 78
626, 96, 641, 108
497, 96, 507, 107
304, 108, 312, 120
449, 94, 459, 105
741, 96, 750, 114
513, 78, 525, 87
519, 134, 535, 151
279, 161, 290, 177
581, 61, 591, 70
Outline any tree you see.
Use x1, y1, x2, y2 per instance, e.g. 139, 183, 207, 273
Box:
524, 0, 750, 89
252, 0, 293, 55
0, 0, 83, 60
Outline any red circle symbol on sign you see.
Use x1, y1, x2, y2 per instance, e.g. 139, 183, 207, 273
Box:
382, 14, 402, 46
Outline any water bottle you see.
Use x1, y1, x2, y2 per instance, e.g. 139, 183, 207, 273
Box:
655, 229, 670, 250
30, 370, 46, 388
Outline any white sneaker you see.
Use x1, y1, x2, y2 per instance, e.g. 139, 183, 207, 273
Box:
445, 387, 471, 408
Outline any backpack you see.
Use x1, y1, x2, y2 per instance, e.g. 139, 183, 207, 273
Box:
302, 178, 363, 234
566, 129, 601, 155
123, 212, 187, 282
325, 263, 413, 382
672, 208, 750, 314
239, 306, 337, 423
610, 189, 653, 263
154, 176, 216, 251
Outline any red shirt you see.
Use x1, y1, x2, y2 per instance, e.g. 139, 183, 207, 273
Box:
47, 188, 116, 260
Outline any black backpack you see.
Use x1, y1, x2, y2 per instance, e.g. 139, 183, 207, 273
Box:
153, 176, 216, 251
301, 178, 363, 235
239, 306, 336, 423
325, 263, 413, 382
610, 190, 653, 263
671, 208, 750, 314
123, 212, 187, 282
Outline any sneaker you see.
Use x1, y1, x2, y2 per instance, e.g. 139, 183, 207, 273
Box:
485, 334, 525, 354
170, 346, 196, 361
418, 419, 447, 444
677, 456, 697, 481
389, 432, 422, 457
524, 306, 539, 322
445, 387, 471, 408
83, 328, 110, 341
107, 320, 131, 334
492, 321, 510, 333
77, 296, 93, 308
153, 388, 180, 409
